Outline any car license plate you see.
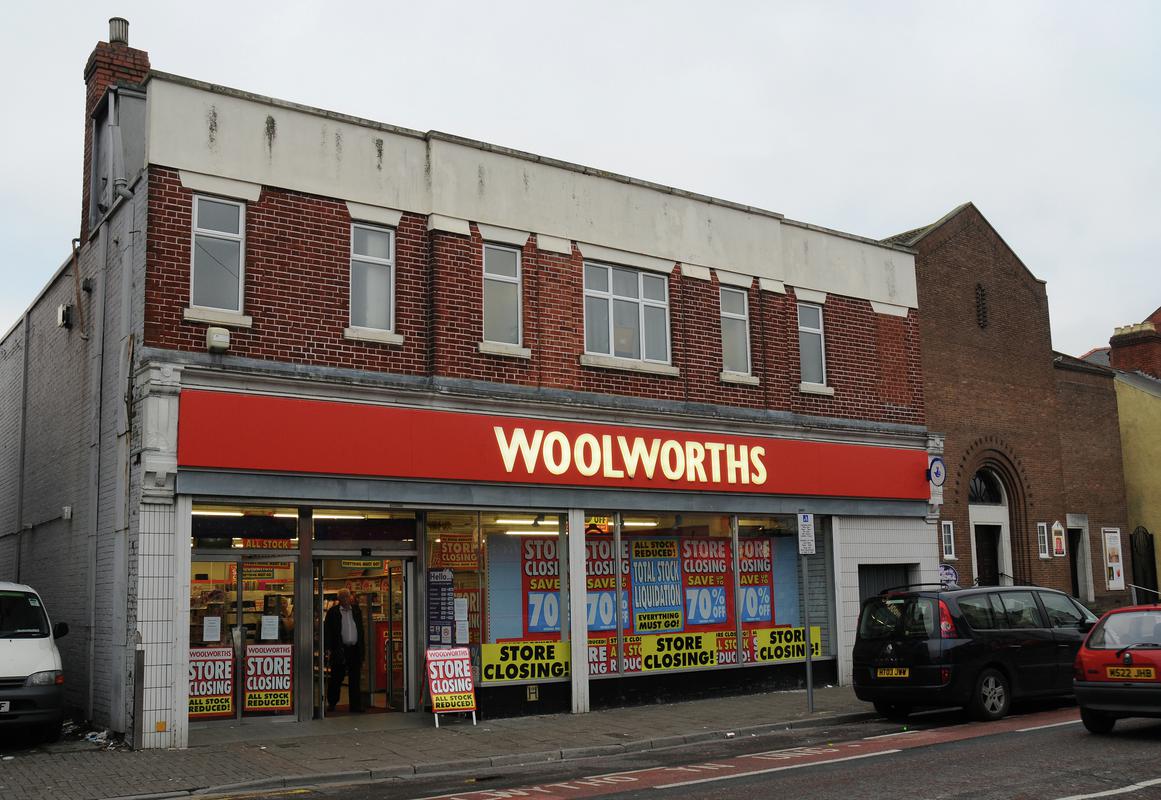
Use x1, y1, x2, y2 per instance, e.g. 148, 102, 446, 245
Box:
1107, 666, 1156, 680
876, 667, 909, 678
0, 701, 9, 713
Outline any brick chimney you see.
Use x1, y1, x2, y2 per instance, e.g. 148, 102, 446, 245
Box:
81, 17, 150, 240
1108, 306, 1161, 379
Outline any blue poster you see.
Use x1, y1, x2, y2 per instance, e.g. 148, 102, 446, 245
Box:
629, 538, 683, 633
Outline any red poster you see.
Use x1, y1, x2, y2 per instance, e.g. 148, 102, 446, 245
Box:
738, 538, 776, 627
430, 534, 479, 570
586, 636, 619, 676
521, 537, 561, 638
680, 537, 733, 630
188, 647, 234, 719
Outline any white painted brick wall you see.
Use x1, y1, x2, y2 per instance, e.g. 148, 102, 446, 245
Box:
832, 516, 939, 685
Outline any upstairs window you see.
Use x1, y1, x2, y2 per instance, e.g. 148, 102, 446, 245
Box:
797, 303, 826, 385
720, 287, 751, 374
483, 244, 522, 345
192, 196, 245, 312
583, 263, 669, 363
349, 224, 395, 332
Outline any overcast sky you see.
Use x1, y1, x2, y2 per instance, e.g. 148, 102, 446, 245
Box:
1, 2, 1157, 355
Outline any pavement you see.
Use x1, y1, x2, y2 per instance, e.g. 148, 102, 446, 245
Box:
0, 685, 877, 800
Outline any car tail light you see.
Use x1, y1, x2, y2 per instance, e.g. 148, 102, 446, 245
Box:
55, 673, 65, 686
1074, 660, 1086, 681
941, 667, 952, 684
939, 600, 958, 639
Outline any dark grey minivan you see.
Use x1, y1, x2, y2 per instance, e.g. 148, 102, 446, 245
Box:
852, 585, 1097, 720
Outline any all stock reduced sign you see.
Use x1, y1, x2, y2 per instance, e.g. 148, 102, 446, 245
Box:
188, 647, 234, 719
243, 644, 293, 713
425, 647, 477, 714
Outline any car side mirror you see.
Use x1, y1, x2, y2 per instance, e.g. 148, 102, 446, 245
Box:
1078, 620, 1095, 634
53, 622, 69, 639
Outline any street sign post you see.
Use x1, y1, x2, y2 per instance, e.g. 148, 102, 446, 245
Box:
798, 512, 815, 712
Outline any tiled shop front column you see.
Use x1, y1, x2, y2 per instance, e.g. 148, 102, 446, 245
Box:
568, 508, 590, 713
135, 364, 189, 748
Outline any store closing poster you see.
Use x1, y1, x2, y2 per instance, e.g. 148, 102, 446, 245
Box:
243, 644, 293, 712
483, 530, 807, 682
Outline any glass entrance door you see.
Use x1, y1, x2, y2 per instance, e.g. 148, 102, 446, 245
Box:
314, 557, 411, 716
189, 557, 297, 722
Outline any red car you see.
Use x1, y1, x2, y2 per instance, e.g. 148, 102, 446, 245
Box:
1073, 604, 1161, 733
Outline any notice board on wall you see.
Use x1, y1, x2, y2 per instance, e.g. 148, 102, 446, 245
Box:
427, 568, 455, 646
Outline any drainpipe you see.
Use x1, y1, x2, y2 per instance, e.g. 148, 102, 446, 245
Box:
85, 228, 109, 721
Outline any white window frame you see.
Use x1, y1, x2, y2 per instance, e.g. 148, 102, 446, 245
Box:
482, 243, 522, 346
797, 302, 826, 386
720, 287, 751, 375
349, 222, 396, 333
941, 521, 956, 560
191, 195, 246, 314
583, 262, 671, 364
1037, 522, 1051, 559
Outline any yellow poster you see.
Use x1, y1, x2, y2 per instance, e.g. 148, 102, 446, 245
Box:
481, 640, 570, 683
752, 626, 821, 662
639, 632, 718, 671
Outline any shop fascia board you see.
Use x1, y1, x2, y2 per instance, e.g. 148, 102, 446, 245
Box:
151, 350, 929, 452
176, 470, 931, 520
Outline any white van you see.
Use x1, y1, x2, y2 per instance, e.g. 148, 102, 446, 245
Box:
0, 582, 69, 741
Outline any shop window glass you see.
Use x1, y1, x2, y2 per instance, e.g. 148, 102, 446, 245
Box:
616, 512, 736, 674
738, 515, 812, 665
313, 510, 417, 543
449, 511, 569, 685
191, 506, 298, 550
584, 512, 626, 678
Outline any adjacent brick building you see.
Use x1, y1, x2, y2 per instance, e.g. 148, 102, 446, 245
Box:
1086, 307, 1161, 600
887, 203, 1132, 609
0, 20, 945, 748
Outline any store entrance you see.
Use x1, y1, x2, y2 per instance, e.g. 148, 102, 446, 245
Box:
313, 557, 412, 716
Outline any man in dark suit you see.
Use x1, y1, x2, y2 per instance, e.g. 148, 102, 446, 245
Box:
324, 588, 365, 712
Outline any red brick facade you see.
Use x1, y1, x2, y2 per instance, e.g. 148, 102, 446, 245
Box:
143, 166, 924, 426
1055, 359, 1133, 604
1109, 315, 1161, 380
912, 204, 1130, 607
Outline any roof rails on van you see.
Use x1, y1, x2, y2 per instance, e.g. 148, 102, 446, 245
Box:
879, 582, 961, 595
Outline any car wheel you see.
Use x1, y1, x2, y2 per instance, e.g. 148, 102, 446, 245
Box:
873, 700, 912, 721
970, 667, 1010, 721
1080, 708, 1116, 734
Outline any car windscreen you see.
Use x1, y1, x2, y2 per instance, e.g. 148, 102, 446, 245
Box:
858, 596, 937, 640
1087, 610, 1161, 650
0, 590, 50, 638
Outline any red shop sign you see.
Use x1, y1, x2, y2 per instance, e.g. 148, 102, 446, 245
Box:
176, 390, 928, 500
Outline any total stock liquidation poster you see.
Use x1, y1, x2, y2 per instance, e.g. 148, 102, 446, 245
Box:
482, 534, 815, 682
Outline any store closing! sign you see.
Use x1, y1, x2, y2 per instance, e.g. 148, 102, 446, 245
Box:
189, 647, 234, 718
481, 641, 570, 683
426, 647, 476, 713
178, 390, 929, 501
752, 626, 821, 662
243, 644, 293, 712
640, 632, 718, 671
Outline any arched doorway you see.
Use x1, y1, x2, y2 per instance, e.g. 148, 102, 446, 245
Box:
968, 468, 1012, 586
